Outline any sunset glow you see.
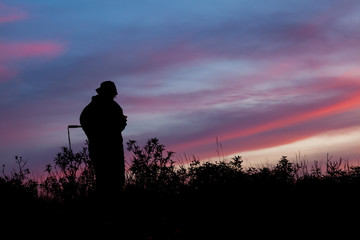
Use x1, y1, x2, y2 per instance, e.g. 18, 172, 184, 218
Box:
0, 0, 359, 171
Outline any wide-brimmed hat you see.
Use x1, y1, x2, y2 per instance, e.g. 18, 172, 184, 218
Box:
96, 81, 118, 96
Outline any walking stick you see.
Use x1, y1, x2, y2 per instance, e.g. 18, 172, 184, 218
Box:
67, 125, 82, 150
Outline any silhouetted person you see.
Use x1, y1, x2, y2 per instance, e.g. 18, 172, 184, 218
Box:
80, 81, 127, 204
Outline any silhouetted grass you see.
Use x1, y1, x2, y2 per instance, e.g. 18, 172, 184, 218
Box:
1, 138, 360, 239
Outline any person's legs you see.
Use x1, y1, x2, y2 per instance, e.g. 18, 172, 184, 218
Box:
92, 149, 124, 218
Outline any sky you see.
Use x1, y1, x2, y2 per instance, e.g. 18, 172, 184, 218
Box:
0, 0, 359, 172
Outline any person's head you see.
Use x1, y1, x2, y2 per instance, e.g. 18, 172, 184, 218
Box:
96, 81, 118, 99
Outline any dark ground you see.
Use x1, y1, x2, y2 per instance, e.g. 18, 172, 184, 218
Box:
2, 184, 360, 239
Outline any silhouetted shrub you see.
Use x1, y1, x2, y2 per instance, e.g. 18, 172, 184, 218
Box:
126, 138, 177, 192
40, 145, 95, 201
273, 156, 295, 183
185, 155, 244, 191
1, 156, 38, 198
2, 138, 360, 238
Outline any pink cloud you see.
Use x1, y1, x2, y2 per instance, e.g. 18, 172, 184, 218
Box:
0, 41, 66, 60
224, 91, 359, 142
0, 41, 66, 82
0, 3, 27, 24
166, 75, 360, 158
0, 4, 66, 82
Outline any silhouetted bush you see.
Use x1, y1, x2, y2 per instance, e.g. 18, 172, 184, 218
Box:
126, 138, 178, 192
1, 156, 38, 198
2, 138, 360, 238
40, 145, 95, 201
3, 138, 359, 202
273, 156, 295, 183
185, 155, 244, 191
